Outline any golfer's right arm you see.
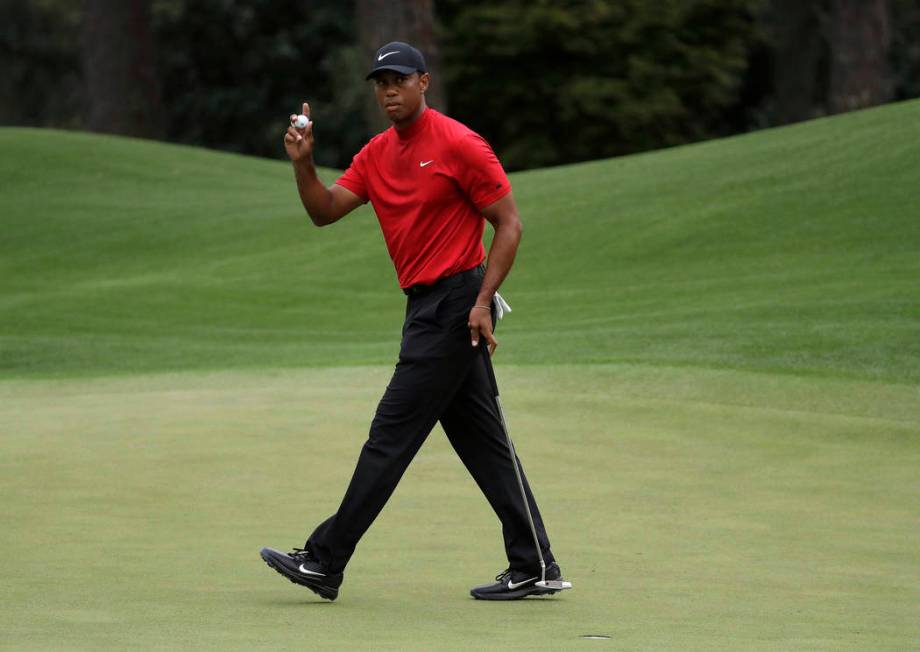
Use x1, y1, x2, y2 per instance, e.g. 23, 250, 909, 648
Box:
284, 102, 363, 227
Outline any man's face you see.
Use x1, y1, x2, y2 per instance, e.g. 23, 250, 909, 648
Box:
372, 70, 429, 123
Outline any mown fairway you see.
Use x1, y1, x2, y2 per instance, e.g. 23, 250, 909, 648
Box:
2, 101, 919, 650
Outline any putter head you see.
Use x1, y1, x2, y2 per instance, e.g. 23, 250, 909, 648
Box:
536, 579, 573, 590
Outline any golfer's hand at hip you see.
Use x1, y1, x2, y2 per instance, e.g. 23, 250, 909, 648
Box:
469, 305, 497, 356
284, 102, 314, 162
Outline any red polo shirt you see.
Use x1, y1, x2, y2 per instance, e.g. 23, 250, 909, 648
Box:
335, 108, 511, 289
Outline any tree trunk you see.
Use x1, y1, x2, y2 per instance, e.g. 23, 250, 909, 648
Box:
769, 0, 825, 125
356, 0, 447, 133
81, 0, 164, 138
826, 0, 892, 114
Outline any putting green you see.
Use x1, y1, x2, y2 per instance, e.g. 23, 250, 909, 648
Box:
2, 365, 918, 650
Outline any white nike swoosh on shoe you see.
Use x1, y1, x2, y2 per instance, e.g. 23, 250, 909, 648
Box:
377, 51, 398, 61
298, 564, 326, 577
419, 160, 434, 167
507, 577, 537, 590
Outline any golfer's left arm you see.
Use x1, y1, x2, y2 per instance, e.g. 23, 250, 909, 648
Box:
469, 191, 522, 354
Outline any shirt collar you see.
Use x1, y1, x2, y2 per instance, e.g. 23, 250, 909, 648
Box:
395, 107, 431, 141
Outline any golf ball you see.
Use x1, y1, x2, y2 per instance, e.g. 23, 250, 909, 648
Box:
294, 114, 310, 129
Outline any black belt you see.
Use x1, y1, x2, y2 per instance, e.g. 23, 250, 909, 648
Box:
402, 264, 484, 297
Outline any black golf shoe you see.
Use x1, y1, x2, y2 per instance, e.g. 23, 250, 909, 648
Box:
470, 562, 569, 600
259, 546, 343, 601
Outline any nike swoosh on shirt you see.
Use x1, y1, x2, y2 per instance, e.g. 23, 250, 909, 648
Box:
419, 160, 434, 167
298, 564, 326, 577
377, 51, 398, 61
507, 577, 537, 590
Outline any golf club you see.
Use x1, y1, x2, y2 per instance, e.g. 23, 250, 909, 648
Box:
478, 339, 573, 592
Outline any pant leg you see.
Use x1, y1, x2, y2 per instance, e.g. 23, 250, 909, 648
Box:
306, 285, 476, 573
439, 348, 556, 573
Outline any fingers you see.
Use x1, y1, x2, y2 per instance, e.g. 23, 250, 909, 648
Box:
469, 326, 498, 355
468, 318, 497, 355
467, 315, 480, 348
483, 329, 498, 356
289, 109, 314, 141
285, 126, 303, 143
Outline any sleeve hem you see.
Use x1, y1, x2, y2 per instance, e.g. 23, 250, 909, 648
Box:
474, 183, 512, 212
334, 179, 368, 203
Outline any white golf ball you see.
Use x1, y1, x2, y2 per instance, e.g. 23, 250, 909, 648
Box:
294, 114, 310, 129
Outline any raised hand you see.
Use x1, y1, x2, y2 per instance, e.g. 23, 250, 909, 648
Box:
284, 102, 314, 162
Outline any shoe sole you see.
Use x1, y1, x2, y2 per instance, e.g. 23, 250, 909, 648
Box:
470, 585, 560, 601
260, 550, 339, 601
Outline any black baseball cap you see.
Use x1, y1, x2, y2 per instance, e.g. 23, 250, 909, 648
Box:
366, 41, 427, 80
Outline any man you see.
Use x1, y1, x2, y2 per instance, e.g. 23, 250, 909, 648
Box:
260, 42, 568, 601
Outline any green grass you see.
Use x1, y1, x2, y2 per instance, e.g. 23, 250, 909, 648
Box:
2, 367, 918, 650
2, 101, 920, 649
2, 100, 919, 381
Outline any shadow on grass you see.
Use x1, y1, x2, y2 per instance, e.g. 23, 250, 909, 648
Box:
254, 597, 336, 607
467, 596, 566, 604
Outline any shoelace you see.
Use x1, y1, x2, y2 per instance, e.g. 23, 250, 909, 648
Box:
494, 568, 512, 582
290, 547, 314, 561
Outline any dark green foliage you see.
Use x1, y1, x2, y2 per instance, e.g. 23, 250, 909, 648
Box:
152, 0, 368, 167
438, 0, 763, 169
0, 0, 84, 127
2, 0, 919, 170
892, 0, 920, 100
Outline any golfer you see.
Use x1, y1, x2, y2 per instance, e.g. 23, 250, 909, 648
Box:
261, 42, 568, 601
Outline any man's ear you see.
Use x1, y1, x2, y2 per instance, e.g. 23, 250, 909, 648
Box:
418, 72, 430, 93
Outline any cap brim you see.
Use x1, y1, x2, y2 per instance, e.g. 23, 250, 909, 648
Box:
366, 64, 420, 80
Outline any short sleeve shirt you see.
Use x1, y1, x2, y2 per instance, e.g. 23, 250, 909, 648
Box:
335, 108, 511, 288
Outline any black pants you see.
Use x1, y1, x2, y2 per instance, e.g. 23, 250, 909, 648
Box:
306, 264, 555, 574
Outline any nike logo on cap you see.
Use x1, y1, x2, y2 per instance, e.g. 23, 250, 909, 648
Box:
298, 564, 326, 577
377, 51, 398, 61
507, 576, 537, 590
419, 160, 434, 167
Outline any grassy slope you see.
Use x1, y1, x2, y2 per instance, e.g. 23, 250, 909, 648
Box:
2, 99, 919, 381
